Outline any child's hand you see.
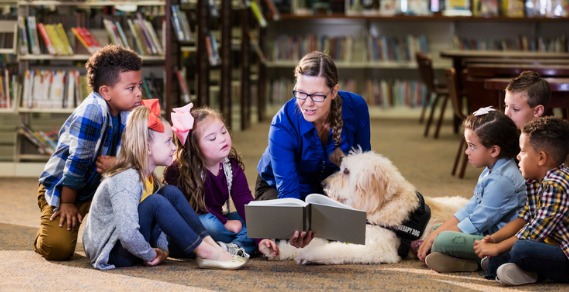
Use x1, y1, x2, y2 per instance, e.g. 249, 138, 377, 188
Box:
50, 203, 82, 231
473, 240, 499, 258
145, 248, 168, 266
258, 239, 279, 259
417, 233, 436, 261
224, 220, 242, 233
96, 155, 116, 173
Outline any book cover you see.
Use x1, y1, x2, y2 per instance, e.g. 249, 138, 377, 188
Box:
55, 23, 74, 55
505, 0, 525, 16
170, 5, 185, 42
17, 16, 29, 55
26, 16, 41, 55
245, 194, 366, 244
36, 23, 56, 55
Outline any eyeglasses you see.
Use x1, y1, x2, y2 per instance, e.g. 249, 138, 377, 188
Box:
292, 89, 331, 103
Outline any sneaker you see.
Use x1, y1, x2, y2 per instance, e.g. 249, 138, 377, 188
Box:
496, 263, 538, 286
196, 255, 247, 270
480, 257, 489, 272
217, 241, 250, 259
425, 252, 479, 273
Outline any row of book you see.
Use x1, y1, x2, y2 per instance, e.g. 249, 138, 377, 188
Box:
0, 69, 17, 110
271, 34, 428, 63
20, 69, 165, 110
268, 77, 428, 109
19, 124, 58, 156
281, 0, 568, 18
453, 35, 569, 52
17, 13, 164, 56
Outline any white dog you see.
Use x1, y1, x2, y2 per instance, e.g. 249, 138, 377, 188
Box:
271, 150, 468, 265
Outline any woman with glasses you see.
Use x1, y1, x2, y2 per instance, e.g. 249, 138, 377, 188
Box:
253, 51, 371, 252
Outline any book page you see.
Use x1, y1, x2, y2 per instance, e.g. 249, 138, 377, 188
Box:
305, 193, 358, 210
246, 198, 308, 207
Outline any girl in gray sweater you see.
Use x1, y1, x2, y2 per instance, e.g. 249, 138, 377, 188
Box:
83, 99, 247, 270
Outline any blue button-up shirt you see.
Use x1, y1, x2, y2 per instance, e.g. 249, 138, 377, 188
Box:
257, 90, 371, 200
39, 92, 129, 207
455, 158, 527, 235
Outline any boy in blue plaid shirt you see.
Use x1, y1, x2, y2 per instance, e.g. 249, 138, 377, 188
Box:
34, 44, 144, 260
474, 116, 569, 286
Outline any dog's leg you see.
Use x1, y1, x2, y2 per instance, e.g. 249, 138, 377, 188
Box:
295, 227, 401, 265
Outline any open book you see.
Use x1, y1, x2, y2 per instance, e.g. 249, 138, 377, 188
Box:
245, 194, 366, 244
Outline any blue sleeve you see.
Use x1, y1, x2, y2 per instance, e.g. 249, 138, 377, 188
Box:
61, 104, 105, 189
456, 176, 521, 234
268, 117, 302, 199
354, 95, 371, 151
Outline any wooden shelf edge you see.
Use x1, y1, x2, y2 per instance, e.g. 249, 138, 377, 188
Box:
277, 14, 569, 22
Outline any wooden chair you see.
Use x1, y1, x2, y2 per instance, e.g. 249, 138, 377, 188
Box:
415, 52, 449, 138
445, 68, 468, 179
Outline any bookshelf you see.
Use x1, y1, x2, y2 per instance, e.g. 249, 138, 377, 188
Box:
170, 0, 263, 130
261, 8, 569, 115
13, 0, 169, 163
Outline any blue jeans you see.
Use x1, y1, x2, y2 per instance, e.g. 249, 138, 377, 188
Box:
109, 185, 209, 267
486, 239, 569, 283
199, 212, 256, 255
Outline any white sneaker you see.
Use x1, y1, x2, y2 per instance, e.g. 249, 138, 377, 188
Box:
496, 263, 538, 286
217, 241, 250, 259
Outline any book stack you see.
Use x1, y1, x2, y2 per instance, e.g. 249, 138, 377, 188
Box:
103, 15, 163, 56
71, 27, 102, 54
170, 5, 193, 42
36, 23, 74, 55
18, 124, 57, 155
21, 69, 87, 110
0, 68, 17, 110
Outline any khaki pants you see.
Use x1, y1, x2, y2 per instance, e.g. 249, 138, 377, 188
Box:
34, 184, 91, 260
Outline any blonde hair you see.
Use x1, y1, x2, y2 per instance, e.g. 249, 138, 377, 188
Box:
105, 105, 167, 192
294, 51, 344, 166
171, 107, 244, 213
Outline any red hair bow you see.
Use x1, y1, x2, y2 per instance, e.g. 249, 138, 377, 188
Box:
142, 99, 164, 133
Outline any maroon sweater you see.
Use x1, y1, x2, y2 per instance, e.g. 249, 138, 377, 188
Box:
164, 158, 254, 224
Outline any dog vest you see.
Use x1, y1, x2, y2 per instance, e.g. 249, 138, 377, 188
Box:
373, 192, 431, 259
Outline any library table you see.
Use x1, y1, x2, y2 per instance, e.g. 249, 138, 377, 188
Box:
484, 77, 569, 118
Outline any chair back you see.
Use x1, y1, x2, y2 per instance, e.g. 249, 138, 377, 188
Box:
415, 52, 436, 92
445, 68, 466, 121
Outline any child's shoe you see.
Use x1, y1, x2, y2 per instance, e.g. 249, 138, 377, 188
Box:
496, 263, 538, 286
425, 252, 479, 273
217, 241, 250, 259
480, 256, 489, 272
196, 255, 247, 270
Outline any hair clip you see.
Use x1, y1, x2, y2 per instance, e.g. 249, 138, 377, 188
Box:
142, 99, 164, 133
171, 102, 194, 145
473, 106, 496, 116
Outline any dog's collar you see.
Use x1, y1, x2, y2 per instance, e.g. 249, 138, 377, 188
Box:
368, 191, 431, 258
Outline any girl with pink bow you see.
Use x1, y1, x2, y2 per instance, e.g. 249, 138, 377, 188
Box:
164, 105, 279, 258
83, 100, 247, 270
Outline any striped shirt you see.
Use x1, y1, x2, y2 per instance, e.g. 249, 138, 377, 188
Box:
38, 92, 129, 207
516, 164, 569, 259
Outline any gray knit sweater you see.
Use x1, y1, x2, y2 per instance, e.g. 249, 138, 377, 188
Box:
83, 168, 168, 270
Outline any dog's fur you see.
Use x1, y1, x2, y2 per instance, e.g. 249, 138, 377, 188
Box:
271, 150, 468, 265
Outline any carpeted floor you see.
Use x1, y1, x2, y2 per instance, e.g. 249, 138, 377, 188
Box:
1, 117, 566, 291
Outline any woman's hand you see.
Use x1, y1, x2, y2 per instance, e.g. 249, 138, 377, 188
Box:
289, 230, 314, 248
258, 239, 279, 258
224, 220, 242, 233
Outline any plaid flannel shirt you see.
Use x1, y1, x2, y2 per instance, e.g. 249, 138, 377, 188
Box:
38, 92, 129, 208
516, 164, 569, 259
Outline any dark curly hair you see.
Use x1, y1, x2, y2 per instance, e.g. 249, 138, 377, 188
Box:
463, 110, 520, 159
85, 44, 142, 93
522, 116, 569, 166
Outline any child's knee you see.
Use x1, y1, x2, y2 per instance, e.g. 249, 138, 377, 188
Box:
34, 235, 76, 261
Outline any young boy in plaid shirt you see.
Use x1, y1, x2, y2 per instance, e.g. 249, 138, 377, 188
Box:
474, 116, 569, 286
34, 44, 143, 260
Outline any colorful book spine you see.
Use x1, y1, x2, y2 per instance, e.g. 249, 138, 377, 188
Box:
36, 23, 57, 55
17, 16, 29, 55
26, 16, 41, 55
55, 23, 73, 55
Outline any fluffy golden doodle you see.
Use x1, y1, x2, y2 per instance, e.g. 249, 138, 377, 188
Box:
271, 150, 468, 265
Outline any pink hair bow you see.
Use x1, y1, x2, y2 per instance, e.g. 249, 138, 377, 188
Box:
171, 102, 194, 145
142, 99, 164, 133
